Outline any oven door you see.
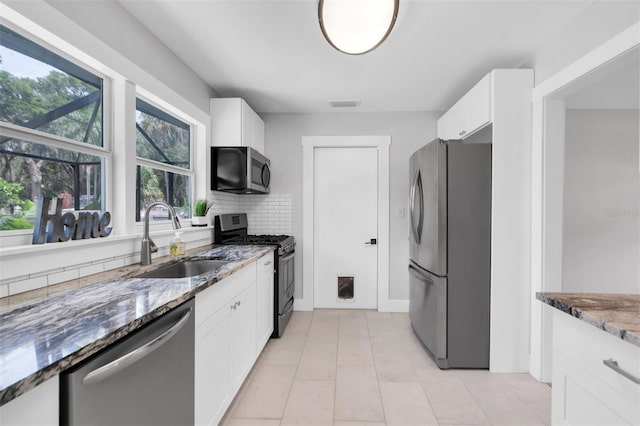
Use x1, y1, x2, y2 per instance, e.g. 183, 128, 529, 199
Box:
278, 251, 295, 312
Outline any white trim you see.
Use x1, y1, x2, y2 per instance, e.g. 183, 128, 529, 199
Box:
136, 157, 193, 176
529, 21, 640, 381
0, 123, 111, 157
380, 299, 409, 313
300, 136, 391, 312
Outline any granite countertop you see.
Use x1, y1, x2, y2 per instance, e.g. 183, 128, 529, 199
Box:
537, 292, 640, 348
0, 244, 273, 406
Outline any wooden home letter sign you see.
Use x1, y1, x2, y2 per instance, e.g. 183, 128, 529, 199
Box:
32, 197, 112, 244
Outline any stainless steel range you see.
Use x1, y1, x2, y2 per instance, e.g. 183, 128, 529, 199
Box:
214, 213, 294, 338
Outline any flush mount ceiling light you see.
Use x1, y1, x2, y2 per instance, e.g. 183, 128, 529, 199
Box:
318, 0, 399, 55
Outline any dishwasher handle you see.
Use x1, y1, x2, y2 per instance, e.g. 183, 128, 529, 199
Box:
82, 308, 192, 386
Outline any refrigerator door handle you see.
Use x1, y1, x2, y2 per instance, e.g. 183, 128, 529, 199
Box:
409, 263, 432, 282
409, 170, 424, 244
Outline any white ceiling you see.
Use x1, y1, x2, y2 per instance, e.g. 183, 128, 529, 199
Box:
117, 0, 629, 114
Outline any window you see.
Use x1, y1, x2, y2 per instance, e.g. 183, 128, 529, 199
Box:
0, 24, 106, 231
135, 98, 192, 222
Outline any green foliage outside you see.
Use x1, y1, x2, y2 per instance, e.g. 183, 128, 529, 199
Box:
0, 217, 33, 231
1, 41, 191, 229
0, 55, 103, 229
0, 178, 36, 230
136, 109, 191, 219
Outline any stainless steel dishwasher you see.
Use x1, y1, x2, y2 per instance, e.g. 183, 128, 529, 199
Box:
61, 299, 194, 426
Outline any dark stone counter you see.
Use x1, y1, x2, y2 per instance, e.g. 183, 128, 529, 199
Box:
0, 244, 273, 405
537, 292, 640, 348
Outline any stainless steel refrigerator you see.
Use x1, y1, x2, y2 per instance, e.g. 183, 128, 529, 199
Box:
409, 139, 491, 369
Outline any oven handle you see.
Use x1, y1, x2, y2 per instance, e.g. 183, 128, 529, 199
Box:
279, 252, 295, 263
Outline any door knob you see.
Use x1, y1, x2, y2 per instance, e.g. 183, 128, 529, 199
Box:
365, 238, 377, 245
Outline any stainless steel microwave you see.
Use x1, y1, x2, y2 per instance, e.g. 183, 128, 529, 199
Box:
211, 146, 271, 194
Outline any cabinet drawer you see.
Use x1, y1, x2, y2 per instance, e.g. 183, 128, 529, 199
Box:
553, 311, 640, 406
195, 261, 257, 327
257, 251, 274, 278
553, 351, 639, 425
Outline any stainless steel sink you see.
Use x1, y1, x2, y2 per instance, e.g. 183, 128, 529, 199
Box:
138, 259, 230, 279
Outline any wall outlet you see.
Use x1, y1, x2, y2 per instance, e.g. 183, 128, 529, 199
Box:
396, 207, 406, 218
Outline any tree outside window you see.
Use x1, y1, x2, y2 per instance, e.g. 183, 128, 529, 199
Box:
135, 98, 192, 222
0, 25, 105, 231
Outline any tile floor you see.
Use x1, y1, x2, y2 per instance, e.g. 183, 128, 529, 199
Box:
221, 310, 551, 426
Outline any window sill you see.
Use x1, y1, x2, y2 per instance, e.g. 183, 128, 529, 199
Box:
0, 223, 212, 258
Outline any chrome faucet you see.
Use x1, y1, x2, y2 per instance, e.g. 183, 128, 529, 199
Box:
140, 201, 181, 265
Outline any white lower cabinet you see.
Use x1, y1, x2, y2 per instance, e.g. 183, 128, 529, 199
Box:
256, 251, 274, 352
229, 282, 257, 393
194, 253, 274, 426
194, 304, 231, 426
0, 376, 59, 426
552, 311, 640, 425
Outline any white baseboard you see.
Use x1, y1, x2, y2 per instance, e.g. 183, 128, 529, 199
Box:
379, 299, 409, 312
293, 298, 409, 313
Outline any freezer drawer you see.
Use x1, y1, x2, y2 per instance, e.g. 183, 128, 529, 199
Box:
409, 262, 448, 368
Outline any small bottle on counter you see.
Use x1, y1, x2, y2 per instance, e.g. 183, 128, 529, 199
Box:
170, 231, 185, 257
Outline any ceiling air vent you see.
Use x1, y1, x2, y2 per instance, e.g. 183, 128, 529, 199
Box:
329, 100, 361, 108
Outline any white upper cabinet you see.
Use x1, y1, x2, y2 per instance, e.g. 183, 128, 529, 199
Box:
437, 73, 492, 140
210, 98, 265, 154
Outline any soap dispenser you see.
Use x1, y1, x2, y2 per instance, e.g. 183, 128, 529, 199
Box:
170, 231, 185, 257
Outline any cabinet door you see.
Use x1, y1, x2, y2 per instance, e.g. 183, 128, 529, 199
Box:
210, 98, 243, 147
241, 101, 265, 154
437, 100, 463, 140
230, 281, 257, 392
0, 376, 59, 425
437, 73, 492, 140
460, 74, 491, 137
251, 113, 265, 154
194, 305, 231, 426
256, 253, 274, 352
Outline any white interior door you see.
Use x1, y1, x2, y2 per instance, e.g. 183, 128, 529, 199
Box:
313, 146, 378, 309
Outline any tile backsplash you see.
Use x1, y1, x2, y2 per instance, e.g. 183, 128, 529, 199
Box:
210, 192, 292, 235
1, 193, 292, 298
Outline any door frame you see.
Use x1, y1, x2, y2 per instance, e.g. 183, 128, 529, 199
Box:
529, 22, 639, 381
298, 136, 391, 312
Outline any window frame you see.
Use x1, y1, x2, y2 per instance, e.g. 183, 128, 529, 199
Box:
0, 21, 112, 234
0, 12, 208, 250
134, 92, 195, 225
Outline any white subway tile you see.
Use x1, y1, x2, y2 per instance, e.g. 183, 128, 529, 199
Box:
67, 261, 93, 270
0, 274, 29, 286
30, 268, 63, 279
9, 276, 47, 295
123, 254, 141, 266
78, 263, 105, 277
48, 269, 80, 286
103, 258, 126, 271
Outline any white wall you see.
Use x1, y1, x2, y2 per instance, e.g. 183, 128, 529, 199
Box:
263, 112, 438, 301
522, 1, 639, 85
563, 109, 640, 293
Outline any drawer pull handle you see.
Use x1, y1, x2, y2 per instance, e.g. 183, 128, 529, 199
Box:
603, 359, 640, 384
